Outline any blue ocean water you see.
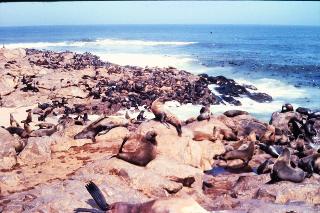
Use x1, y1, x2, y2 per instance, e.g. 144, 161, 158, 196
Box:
1, 25, 319, 120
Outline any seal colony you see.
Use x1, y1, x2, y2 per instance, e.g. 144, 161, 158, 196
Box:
1, 48, 320, 212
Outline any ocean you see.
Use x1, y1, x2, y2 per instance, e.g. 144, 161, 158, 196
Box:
1, 24, 319, 121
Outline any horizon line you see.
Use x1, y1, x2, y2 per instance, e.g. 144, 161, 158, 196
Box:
1, 23, 320, 28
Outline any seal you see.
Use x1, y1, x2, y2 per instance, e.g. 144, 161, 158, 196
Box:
136, 110, 146, 121
35, 122, 55, 129
281, 103, 294, 113
257, 159, 273, 175
288, 117, 304, 138
258, 143, 280, 158
74, 117, 129, 142
269, 148, 305, 183
115, 131, 158, 166
223, 110, 248, 117
82, 181, 207, 213
223, 141, 255, 164
298, 153, 320, 177
10, 113, 20, 127
308, 110, 320, 119
151, 97, 182, 136
29, 124, 57, 137
21, 109, 32, 124
296, 107, 312, 116
197, 105, 211, 121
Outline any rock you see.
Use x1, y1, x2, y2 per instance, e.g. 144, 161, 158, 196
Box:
136, 120, 225, 170
0, 128, 17, 170
50, 126, 93, 152
55, 86, 88, 99
248, 92, 272, 103
95, 126, 130, 143
17, 136, 52, 165
269, 111, 302, 134
233, 116, 267, 139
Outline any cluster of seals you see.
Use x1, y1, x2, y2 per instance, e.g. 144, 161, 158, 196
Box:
254, 103, 320, 182
198, 74, 272, 105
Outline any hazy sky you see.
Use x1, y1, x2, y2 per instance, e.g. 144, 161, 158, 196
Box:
0, 1, 319, 26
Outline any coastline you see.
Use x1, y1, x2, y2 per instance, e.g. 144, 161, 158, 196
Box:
1, 47, 320, 212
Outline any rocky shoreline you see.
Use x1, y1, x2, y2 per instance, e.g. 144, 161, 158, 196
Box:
0, 48, 320, 212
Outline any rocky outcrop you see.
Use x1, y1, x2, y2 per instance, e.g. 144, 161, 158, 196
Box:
0, 128, 18, 170
17, 136, 52, 166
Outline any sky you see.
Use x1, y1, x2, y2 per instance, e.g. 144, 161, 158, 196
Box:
0, 1, 319, 26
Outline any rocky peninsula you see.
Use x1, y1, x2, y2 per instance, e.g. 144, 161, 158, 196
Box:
0, 48, 319, 212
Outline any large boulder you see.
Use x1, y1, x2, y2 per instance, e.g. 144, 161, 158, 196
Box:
50, 125, 93, 152
0, 128, 17, 170
269, 111, 302, 134
136, 120, 225, 170
17, 136, 52, 165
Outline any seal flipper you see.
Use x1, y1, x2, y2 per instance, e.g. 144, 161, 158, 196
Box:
85, 181, 109, 211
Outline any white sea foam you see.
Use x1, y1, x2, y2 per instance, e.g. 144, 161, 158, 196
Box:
94, 39, 197, 46
97, 52, 196, 68
236, 78, 307, 99
5, 39, 197, 49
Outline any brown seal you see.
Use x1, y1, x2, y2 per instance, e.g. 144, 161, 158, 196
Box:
197, 105, 211, 121
269, 148, 305, 183
298, 153, 320, 177
10, 113, 20, 127
29, 124, 57, 137
223, 141, 255, 164
115, 131, 158, 167
223, 110, 248, 117
74, 117, 128, 142
151, 97, 182, 136
281, 103, 294, 113
21, 109, 32, 124
81, 181, 207, 213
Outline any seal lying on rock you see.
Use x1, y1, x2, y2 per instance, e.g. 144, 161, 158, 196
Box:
298, 153, 320, 177
74, 117, 129, 142
151, 97, 182, 136
223, 141, 255, 165
223, 110, 248, 117
83, 181, 208, 213
115, 131, 158, 167
269, 148, 306, 183
197, 105, 211, 121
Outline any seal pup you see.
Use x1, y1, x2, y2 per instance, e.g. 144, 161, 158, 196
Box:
151, 97, 182, 136
197, 105, 211, 121
74, 117, 129, 142
281, 103, 294, 113
82, 181, 208, 213
115, 131, 158, 167
10, 113, 20, 127
269, 148, 305, 183
223, 141, 255, 165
